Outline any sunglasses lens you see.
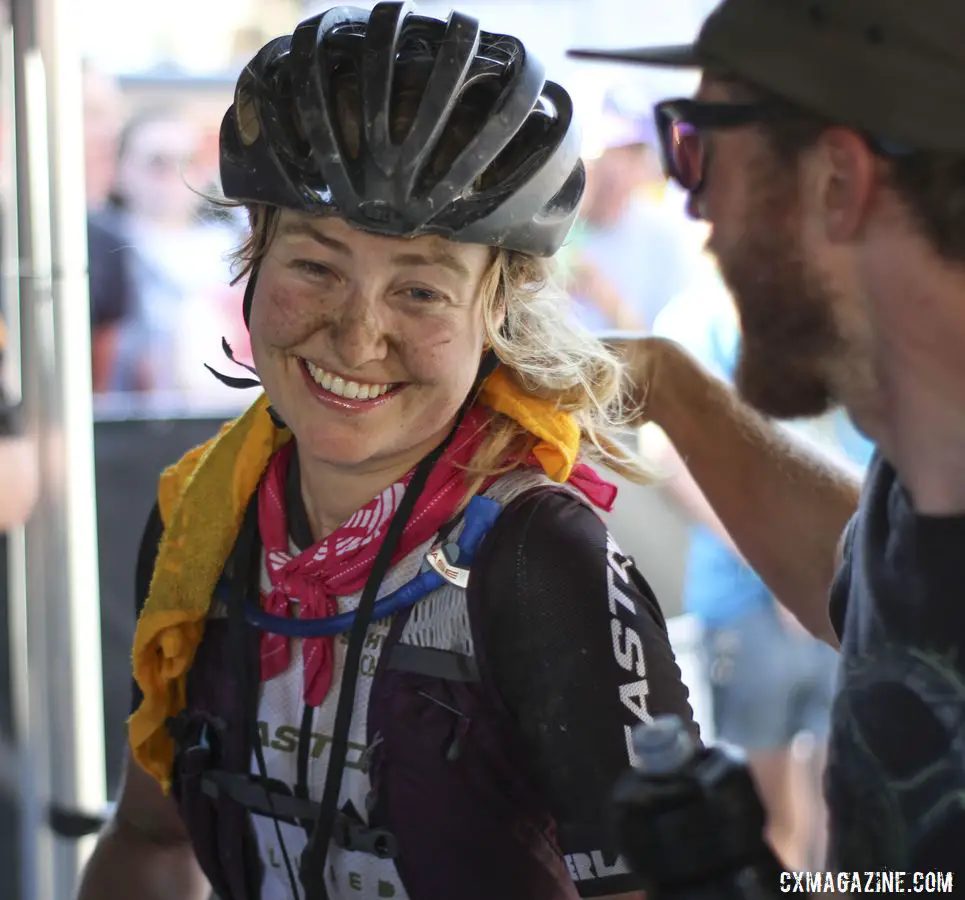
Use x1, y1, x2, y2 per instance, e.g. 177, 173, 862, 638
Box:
669, 121, 704, 192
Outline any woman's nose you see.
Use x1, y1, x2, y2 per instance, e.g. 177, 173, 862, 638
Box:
329, 293, 389, 370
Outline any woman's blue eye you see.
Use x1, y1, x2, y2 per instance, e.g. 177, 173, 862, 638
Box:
406, 286, 441, 302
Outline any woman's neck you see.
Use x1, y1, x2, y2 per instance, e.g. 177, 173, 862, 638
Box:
295, 428, 452, 541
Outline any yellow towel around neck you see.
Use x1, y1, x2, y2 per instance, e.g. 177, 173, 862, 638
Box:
129, 367, 581, 791
478, 366, 580, 482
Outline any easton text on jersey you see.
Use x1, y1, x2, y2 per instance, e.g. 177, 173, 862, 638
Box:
565, 849, 633, 884
256, 721, 368, 768
605, 534, 653, 763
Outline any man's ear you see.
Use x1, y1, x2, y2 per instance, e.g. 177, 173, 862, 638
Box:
809, 128, 879, 243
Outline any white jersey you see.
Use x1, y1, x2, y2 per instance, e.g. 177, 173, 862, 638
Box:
250, 468, 558, 899
252, 539, 425, 900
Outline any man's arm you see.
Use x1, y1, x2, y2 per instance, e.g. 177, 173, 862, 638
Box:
76, 750, 209, 900
640, 423, 814, 636
619, 338, 860, 646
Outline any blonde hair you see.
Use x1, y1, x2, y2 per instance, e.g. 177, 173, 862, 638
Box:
230, 204, 656, 497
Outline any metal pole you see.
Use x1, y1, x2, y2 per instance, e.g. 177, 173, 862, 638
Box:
9, 0, 106, 895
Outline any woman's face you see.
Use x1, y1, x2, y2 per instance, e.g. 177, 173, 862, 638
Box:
114, 117, 202, 225
249, 211, 494, 472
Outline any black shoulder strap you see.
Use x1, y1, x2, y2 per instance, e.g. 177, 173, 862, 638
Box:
464, 485, 580, 686
224, 494, 294, 898
301, 437, 452, 900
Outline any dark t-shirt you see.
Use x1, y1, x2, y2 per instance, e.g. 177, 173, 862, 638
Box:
87, 209, 135, 329
131, 474, 696, 897
827, 454, 965, 870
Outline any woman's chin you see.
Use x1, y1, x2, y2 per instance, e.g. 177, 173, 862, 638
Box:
295, 434, 382, 470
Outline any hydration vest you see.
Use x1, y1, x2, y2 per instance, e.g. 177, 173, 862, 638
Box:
166, 469, 584, 900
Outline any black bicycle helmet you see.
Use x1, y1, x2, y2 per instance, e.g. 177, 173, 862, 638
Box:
219, 1, 585, 258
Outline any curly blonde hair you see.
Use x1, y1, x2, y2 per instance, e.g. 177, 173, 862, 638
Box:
230, 203, 656, 497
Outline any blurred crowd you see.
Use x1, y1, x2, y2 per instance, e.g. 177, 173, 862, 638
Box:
82, 66, 251, 406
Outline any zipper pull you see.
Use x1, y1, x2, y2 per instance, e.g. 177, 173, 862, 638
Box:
359, 732, 384, 774
446, 716, 472, 763
416, 690, 471, 762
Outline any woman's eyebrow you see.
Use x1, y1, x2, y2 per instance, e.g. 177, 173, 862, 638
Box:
390, 250, 471, 280
278, 221, 352, 255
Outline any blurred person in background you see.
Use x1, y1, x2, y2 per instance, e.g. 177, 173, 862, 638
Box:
641, 259, 873, 870
0, 2, 36, 883
0, 306, 38, 900
83, 65, 124, 210
0, 311, 34, 900
0, 51, 38, 528
562, 88, 703, 333
0, 315, 37, 531
104, 106, 247, 399
83, 64, 139, 392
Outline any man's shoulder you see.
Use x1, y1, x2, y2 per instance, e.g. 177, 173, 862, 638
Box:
830, 451, 965, 642
844, 451, 891, 541
827, 449, 965, 871
828, 453, 887, 637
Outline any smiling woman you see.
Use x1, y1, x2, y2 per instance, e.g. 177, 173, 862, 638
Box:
77, 6, 694, 900
245, 213, 499, 514
236, 207, 648, 533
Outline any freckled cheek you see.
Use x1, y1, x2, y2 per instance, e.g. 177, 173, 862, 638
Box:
399, 330, 484, 387
251, 284, 333, 349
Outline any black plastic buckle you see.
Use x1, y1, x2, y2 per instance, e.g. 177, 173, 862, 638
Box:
164, 710, 193, 747
332, 810, 399, 859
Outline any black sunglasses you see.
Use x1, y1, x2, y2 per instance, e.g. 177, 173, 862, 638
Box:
653, 97, 914, 195
653, 98, 770, 194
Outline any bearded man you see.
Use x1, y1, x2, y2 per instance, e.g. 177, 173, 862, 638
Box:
572, 0, 965, 871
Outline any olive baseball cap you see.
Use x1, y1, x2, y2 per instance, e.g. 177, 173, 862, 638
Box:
568, 0, 965, 151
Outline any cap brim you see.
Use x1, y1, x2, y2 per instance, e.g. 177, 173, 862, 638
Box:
566, 43, 701, 68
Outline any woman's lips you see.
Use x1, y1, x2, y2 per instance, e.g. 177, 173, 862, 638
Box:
298, 357, 403, 411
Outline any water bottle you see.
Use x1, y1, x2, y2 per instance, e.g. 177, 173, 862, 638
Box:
611, 715, 796, 900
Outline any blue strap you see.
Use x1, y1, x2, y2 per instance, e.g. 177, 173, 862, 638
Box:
233, 495, 502, 638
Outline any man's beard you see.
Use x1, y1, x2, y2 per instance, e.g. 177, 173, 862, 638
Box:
714, 167, 843, 420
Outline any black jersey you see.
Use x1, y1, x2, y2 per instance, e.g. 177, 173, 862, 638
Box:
131, 481, 697, 898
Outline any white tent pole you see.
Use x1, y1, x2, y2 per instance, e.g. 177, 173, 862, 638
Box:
9, 0, 106, 894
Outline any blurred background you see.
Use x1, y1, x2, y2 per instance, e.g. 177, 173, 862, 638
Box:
0, 0, 871, 897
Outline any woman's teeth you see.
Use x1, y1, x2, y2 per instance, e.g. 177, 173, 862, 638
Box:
303, 360, 393, 400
